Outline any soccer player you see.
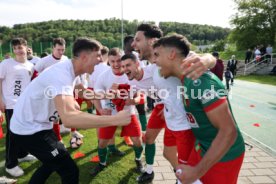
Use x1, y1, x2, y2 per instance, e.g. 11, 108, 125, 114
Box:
153, 34, 245, 184
27, 47, 41, 65
10, 38, 131, 184
87, 46, 125, 162
121, 53, 165, 182
34, 38, 68, 73
91, 48, 144, 176
130, 23, 216, 183
123, 35, 147, 145
34, 38, 69, 142
0, 38, 36, 177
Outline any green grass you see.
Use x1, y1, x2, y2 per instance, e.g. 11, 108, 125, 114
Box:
0, 108, 142, 183
236, 75, 276, 86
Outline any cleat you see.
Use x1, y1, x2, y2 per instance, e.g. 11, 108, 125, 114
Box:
18, 154, 37, 162
6, 166, 24, 177
0, 176, 17, 184
136, 171, 154, 183
135, 159, 144, 173
110, 148, 125, 157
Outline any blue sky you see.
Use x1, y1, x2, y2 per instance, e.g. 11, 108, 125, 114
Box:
0, 0, 236, 28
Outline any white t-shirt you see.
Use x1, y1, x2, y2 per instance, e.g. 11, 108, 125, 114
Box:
0, 58, 34, 109
28, 56, 41, 65
88, 62, 109, 88
34, 54, 68, 73
139, 60, 147, 68
10, 60, 76, 135
255, 49, 261, 56
94, 68, 135, 115
152, 66, 190, 131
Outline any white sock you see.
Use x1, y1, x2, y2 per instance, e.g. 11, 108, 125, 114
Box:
100, 162, 106, 166
146, 164, 153, 174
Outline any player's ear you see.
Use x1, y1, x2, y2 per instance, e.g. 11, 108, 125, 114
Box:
79, 51, 88, 61
168, 48, 176, 60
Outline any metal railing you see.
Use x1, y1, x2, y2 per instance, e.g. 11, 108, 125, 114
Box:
244, 53, 275, 75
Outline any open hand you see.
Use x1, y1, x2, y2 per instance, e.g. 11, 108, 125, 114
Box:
181, 53, 214, 80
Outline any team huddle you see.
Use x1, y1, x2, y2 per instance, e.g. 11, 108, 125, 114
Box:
0, 23, 245, 184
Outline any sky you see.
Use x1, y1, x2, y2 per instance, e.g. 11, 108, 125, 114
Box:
0, 0, 236, 28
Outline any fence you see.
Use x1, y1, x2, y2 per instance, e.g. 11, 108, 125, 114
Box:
243, 53, 276, 75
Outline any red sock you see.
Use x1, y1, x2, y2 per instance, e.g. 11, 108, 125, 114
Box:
0, 125, 4, 139
53, 123, 62, 141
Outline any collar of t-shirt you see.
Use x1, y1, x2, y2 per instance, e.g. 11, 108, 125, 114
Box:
52, 54, 61, 60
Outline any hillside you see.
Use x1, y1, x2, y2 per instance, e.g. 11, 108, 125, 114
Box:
0, 18, 230, 55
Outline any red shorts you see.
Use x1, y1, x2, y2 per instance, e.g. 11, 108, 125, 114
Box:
188, 146, 244, 184
99, 115, 141, 139
164, 127, 195, 163
96, 109, 101, 115
147, 104, 166, 129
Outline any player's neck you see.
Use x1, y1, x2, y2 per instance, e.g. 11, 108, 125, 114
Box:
136, 68, 144, 81
72, 60, 83, 77
173, 60, 183, 80
14, 56, 27, 63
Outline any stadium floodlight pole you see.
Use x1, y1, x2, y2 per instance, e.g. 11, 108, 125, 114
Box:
121, 0, 124, 49
0, 41, 2, 58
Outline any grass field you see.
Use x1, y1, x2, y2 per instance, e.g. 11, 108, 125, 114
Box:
236, 75, 276, 86
0, 109, 142, 184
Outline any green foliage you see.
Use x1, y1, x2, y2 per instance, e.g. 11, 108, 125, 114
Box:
0, 19, 230, 56
229, 0, 276, 50
211, 40, 226, 52
160, 22, 230, 45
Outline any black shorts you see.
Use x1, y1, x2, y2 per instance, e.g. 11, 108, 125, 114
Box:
12, 129, 79, 183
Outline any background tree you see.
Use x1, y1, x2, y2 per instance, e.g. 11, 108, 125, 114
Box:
229, 0, 276, 50
0, 19, 230, 57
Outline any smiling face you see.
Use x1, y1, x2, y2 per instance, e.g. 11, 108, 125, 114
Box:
13, 44, 27, 60
132, 31, 152, 61
108, 54, 122, 75
153, 46, 174, 79
121, 58, 140, 80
